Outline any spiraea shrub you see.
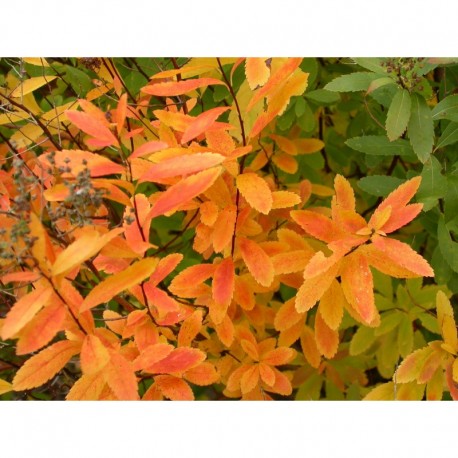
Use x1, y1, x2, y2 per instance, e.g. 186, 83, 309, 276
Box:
0, 57, 457, 400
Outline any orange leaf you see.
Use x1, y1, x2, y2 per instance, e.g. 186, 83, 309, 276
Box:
291, 210, 343, 243
148, 167, 222, 219
371, 234, 434, 277
181, 107, 231, 144
396, 346, 434, 383
318, 280, 344, 330
236, 172, 273, 215
274, 298, 304, 332
1, 287, 52, 340
214, 314, 235, 347
240, 365, 260, 394
142, 77, 226, 96
300, 326, 321, 368
139, 152, 225, 183
340, 251, 376, 324
294, 138, 325, 154
271, 191, 301, 209
144, 347, 206, 374
295, 261, 340, 313
233, 275, 255, 311
314, 311, 339, 359
155, 375, 194, 400
239, 237, 274, 287
212, 205, 237, 253
245, 58, 271, 90
169, 263, 215, 294
143, 284, 180, 315
149, 253, 183, 286
16, 301, 66, 355
247, 58, 303, 111
66, 371, 106, 400
104, 351, 139, 400
41, 150, 124, 177
184, 362, 219, 386
272, 152, 298, 174
269, 367, 293, 396
130, 140, 168, 159
80, 335, 110, 374
178, 309, 203, 347
52, 227, 123, 277
115, 93, 127, 135
133, 343, 174, 371
270, 134, 297, 155
262, 347, 296, 366
333, 174, 356, 212
66, 110, 119, 148
12, 340, 81, 391
212, 257, 235, 306
259, 362, 276, 386
81, 258, 159, 311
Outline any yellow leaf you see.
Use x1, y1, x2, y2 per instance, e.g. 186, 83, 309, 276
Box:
81, 258, 159, 311
10, 76, 58, 98
66, 372, 106, 400
363, 382, 395, 400
13, 340, 81, 391
23, 58, 50, 67
0, 379, 13, 395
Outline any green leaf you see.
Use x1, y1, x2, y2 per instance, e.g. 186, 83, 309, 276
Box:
345, 135, 415, 156
445, 174, 458, 223
385, 88, 411, 141
349, 326, 376, 356
397, 315, 414, 358
367, 77, 397, 94
358, 175, 404, 197
436, 122, 458, 149
352, 58, 387, 74
438, 216, 458, 273
431, 94, 458, 122
374, 311, 403, 337
324, 72, 382, 92
294, 97, 306, 117
416, 156, 447, 211
407, 93, 434, 163
304, 89, 340, 105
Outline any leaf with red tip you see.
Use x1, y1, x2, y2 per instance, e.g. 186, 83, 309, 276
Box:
2, 287, 52, 340
66, 110, 119, 147
371, 234, 434, 277
314, 311, 339, 359
245, 58, 271, 90
239, 237, 274, 287
395, 346, 435, 383
142, 78, 226, 96
212, 257, 235, 306
81, 258, 159, 311
236, 172, 273, 215
13, 340, 81, 391
148, 167, 222, 219
340, 251, 376, 325
104, 351, 139, 400
155, 375, 194, 400
130, 141, 168, 159
145, 347, 206, 374
139, 153, 225, 183
181, 107, 231, 143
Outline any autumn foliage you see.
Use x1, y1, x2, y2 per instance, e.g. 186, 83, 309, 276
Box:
0, 57, 457, 400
